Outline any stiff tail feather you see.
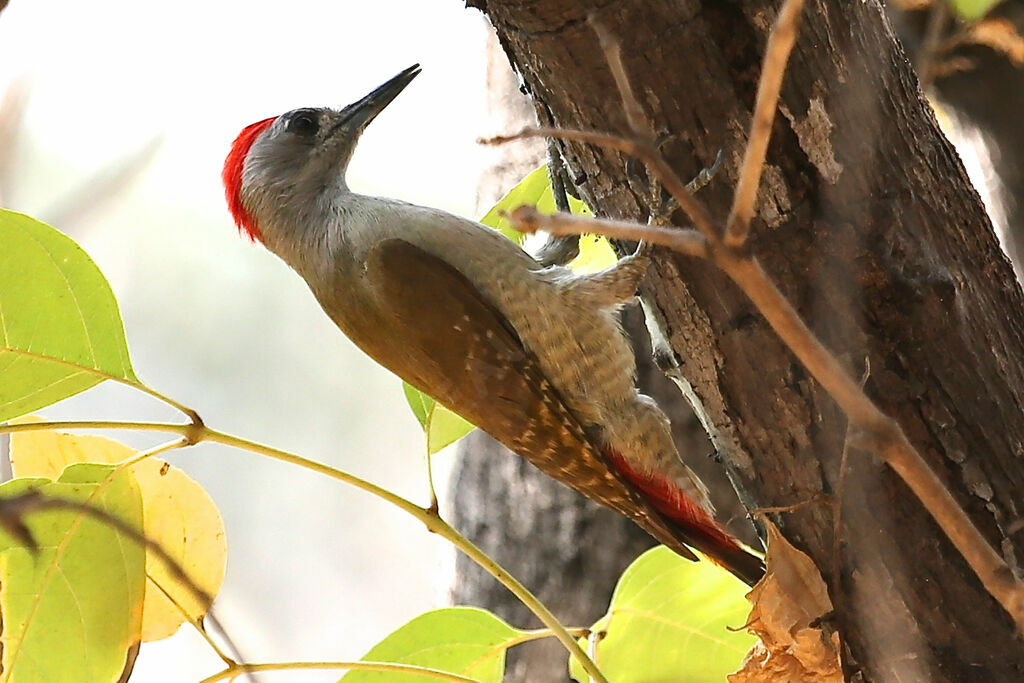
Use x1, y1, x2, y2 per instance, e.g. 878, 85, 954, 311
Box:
605, 449, 765, 586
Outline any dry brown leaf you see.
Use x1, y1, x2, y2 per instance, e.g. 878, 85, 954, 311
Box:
729, 520, 842, 682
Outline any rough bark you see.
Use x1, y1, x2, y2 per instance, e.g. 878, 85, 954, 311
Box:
469, 1, 1024, 680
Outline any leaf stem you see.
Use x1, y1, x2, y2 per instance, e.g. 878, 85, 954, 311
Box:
0, 420, 191, 436
200, 428, 609, 683
196, 660, 480, 683
1, 348, 200, 424
504, 627, 589, 649
120, 378, 203, 425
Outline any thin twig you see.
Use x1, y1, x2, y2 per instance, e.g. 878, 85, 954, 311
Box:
505, 626, 590, 648
832, 429, 853, 609
495, 10, 1024, 620
507, 206, 708, 258
587, 629, 607, 683
499, 0, 1024, 632
424, 448, 439, 515
483, 128, 717, 239
725, 0, 806, 247
199, 427, 608, 683
0, 420, 195, 437
0, 433, 251, 681
829, 362, 869, 676
713, 254, 1024, 629
0, 347, 204, 431
0, 492, 216, 614
150, 577, 236, 666
752, 495, 830, 516
538, 109, 581, 267
832, 363, 871, 609
590, 17, 651, 137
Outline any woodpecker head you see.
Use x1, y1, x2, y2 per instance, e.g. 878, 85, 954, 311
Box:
223, 64, 421, 243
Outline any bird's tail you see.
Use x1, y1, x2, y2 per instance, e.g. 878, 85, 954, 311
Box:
605, 449, 765, 586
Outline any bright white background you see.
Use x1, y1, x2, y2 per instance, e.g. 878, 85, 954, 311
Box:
0, 1, 495, 680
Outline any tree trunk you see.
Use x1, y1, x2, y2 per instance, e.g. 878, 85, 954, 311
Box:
468, 1, 1024, 680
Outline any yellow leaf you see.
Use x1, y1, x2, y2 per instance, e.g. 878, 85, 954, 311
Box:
9, 417, 227, 641
568, 235, 618, 274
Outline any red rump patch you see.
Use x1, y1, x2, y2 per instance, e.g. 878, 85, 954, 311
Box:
605, 448, 742, 559
223, 117, 276, 242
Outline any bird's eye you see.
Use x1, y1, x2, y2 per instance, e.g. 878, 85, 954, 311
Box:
286, 111, 319, 137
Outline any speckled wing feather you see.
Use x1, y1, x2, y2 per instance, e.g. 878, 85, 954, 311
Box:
365, 238, 704, 562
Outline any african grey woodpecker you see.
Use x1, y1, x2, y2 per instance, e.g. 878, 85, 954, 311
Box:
222, 64, 764, 586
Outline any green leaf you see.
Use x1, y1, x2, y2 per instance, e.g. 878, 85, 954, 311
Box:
480, 166, 549, 242
425, 405, 475, 455
0, 463, 146, 683
342, 607, 520, 683
569, 546, 756, 682
951, 0, 1001, 20
479, 165, 617, 272
0, 209, 136, 422
402, 382, 433, 429
402, 382, 475, 454
479, 165, 591, 242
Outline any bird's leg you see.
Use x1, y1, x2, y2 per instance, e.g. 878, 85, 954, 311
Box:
634, 148, 725, 260
647, 147, 724, 227
567, 250, 651, 307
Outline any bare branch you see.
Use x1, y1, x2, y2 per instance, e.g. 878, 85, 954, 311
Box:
483, 128, 717, 238
751, 495, 830, 516
721, 248, 1024, 630
725, 0, 805, 247
590, 17, 651, 137
506, 206, 708, 258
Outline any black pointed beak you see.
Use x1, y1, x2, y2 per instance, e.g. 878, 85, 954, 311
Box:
332, 64, 421, 134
